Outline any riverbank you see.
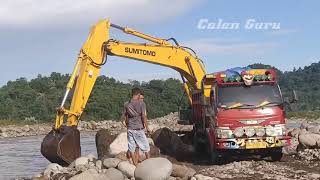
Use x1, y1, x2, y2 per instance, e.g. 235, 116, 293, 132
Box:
31, 114, 320, 180
2, 112, 319, 180
0, 115, 316, 139
0, 112, 182, 138
0, 114, 318, 139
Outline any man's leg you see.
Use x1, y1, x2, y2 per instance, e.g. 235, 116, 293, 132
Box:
144, 151, 150, 159
135, 147, 140, 162
127, 130, 138, 165
135, 130, 151, 161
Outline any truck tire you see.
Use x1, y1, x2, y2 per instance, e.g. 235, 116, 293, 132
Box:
270, 148, 283, 161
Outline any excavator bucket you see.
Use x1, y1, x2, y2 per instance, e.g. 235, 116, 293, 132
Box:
41, 125, 81, 166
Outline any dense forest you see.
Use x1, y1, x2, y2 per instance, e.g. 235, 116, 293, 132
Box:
0, 62, 319, 122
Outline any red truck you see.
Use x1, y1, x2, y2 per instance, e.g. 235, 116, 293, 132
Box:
189, 68, 295, 163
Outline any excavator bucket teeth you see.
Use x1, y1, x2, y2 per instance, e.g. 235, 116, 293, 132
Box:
41, 125, 81, 166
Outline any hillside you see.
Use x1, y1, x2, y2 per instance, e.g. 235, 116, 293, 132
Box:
0, 62, 319, 122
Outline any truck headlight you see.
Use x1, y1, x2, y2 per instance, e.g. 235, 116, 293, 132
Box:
234, 128, 244, 137
216, 128, 233, 139
266, 125, 286, 136
245, 128, 255, 137
274, 124, 286, 136
255, 128, 265, 137
266, 126, 275, 136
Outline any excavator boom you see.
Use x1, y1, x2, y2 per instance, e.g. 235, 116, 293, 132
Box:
41, 19, 206, 165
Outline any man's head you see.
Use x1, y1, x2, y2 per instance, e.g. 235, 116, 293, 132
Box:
131, 87, 142, 99
139, 93, 144, 101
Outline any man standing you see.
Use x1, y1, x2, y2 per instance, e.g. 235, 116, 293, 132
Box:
124, 88, 150, 165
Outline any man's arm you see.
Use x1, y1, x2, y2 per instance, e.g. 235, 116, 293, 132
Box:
121, 102, 129, 128
120, 112, 127, 127
141, 102, 150, 133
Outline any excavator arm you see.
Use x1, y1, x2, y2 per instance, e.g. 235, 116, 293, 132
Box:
41, 19, 206, 165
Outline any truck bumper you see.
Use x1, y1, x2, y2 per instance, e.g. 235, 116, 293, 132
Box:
215, 136, 291, 150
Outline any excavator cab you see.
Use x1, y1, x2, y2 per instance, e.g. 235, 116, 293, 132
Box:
41, 126, 80, 166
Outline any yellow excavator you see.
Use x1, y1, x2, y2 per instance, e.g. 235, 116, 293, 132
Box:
41, 19, 207, 166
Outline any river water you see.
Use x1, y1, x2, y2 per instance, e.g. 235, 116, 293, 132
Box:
0, 132, 97, 180
0, 122, 301, 180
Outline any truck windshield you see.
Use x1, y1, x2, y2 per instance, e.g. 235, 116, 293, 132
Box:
217, 84, 282, 108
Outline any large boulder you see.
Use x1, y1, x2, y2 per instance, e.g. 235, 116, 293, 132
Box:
307, 125, 320, 135
95, 129, 116, 159
299, 133, 320, 148
134, 157, 172, 180
103, 168, 126, 180
171, 164, 196, 178
109, 132, 128, 157
117, 161, 136, 178
103, 158, 122, 168
151, 128, 195, 160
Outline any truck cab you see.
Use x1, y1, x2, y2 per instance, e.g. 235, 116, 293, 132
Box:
191, 68, 291, 162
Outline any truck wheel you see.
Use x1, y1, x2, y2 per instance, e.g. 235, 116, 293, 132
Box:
270, 148, 283, 161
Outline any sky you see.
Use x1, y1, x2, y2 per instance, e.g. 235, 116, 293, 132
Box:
0, 0, 319, 85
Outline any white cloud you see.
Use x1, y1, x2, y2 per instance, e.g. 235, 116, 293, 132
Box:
0, 0, 198, 28
184, 38, 280, 55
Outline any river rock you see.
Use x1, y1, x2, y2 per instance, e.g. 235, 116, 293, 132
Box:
307, 125, 320, 134
299, 129, 308, 136
74, 157, 90, 168
299, 133, 320, 147
308, 173, 320, 179
96, 129, 116, 159
288, 128, 301, 138
193, 174, 217, 180
134, 157, 172, 180
87, 154, 96, 162
109, 132, 128, 157
32, 175, 50, 180
115, 151, 128, 161
24, 125, 30, 132
171, 164, 196, 178
44, 163, 63, 177
151, 128, 195, 160
148, 124, 161, 132
103, 158, 122, 168
69, 169, 107, 180
95, 160, 102, 170
300, 121, 309, 129
118, 161, 136, 178
103, 167, 126, 180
